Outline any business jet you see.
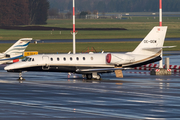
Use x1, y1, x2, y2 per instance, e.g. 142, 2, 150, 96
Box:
5, 26, 168, 80
0, 38, 32, 64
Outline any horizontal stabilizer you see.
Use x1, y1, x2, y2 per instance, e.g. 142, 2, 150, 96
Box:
0, 55, 23, 61
142, 46, 176, 50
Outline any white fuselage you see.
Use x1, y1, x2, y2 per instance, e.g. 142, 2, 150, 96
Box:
5, 53, 113, 72
4, 52, 161, 74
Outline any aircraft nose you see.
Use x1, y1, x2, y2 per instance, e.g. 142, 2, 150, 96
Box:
4, 65, 13, 71
4, 63, 23, 72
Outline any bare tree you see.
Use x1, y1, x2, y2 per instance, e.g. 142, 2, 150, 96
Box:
0, 0, 29, 26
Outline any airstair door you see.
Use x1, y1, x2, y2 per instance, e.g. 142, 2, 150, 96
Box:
42, 56, 49, 70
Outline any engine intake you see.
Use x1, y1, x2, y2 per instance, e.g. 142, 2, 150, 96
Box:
106, 53, 111, 63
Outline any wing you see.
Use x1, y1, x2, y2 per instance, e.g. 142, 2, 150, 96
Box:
76, 67, 130, 74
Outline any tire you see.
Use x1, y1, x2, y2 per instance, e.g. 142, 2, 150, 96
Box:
86, 74, 92, 79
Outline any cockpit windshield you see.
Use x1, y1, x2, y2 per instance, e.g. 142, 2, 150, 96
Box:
22, 57, 29, 62
22, 57, 34, 62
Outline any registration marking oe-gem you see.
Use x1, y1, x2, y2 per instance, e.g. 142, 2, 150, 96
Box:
144, 40, 157, 43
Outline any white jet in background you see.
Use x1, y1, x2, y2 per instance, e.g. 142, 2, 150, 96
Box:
0, 38, 32, 64
5, 27, 168, 80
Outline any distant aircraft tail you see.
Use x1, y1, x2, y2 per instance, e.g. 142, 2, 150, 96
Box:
4, 38, 32, 58
131, 26, 168, 56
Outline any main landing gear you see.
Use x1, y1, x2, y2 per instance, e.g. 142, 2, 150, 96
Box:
85, 72, 101, 80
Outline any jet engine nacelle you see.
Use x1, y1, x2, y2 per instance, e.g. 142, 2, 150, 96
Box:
106, 53, 135, 65
0, 53, 4, 58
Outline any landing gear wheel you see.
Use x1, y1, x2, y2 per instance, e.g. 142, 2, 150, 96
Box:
96, 74, 101, 80
86, 74, 92, 80
85, 73, 101, 80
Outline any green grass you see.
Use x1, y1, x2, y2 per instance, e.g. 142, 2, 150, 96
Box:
0, 17, 180, 40
0, 41, 179, 53
0, 16, 180, 53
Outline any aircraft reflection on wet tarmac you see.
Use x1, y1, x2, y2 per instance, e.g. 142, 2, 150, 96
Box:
1, 55, 180, 119
1, 68, 180, 119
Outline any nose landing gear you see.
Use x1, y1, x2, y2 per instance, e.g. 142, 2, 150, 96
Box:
18, 72, 25, 81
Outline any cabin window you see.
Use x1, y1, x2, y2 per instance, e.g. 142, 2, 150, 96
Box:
70, 57, 72, 61
76, 57, 79, 61
83, 57, 85, 60
57, 58, 60, 61
51, 58, 53, 61
63, 57, 66, 61
32, 58, 34, 61
91, 57, 93, 60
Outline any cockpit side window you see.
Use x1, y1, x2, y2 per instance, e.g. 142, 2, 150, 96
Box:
28, 58, 32, 62
22, 57, 34, 62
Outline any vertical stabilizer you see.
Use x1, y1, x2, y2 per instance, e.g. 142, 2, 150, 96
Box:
132, 26, 167, 55
4, 38, 32, 56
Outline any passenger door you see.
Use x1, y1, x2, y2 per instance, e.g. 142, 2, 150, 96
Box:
42, 56, 49, 70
